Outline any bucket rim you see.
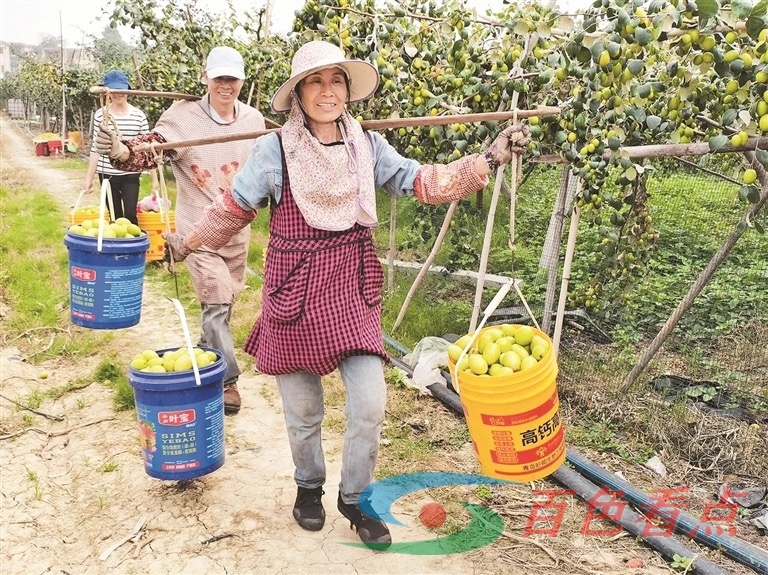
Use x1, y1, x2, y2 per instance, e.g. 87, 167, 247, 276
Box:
128, 347, 227, 391
448, 324, 556, 388
65, 229, 150, 253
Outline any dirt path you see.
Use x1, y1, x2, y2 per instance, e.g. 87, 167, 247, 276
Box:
0, 115, 485, 575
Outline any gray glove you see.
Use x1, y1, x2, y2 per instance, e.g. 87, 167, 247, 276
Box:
484, 123, 532, 170
162, 232, 192, 269
94, 121, 130, 160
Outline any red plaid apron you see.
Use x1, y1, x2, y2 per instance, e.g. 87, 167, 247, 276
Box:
243, 137, 387, 375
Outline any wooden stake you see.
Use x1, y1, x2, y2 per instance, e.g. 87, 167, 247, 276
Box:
392, 200, 459, 331
131, 54, 146, 90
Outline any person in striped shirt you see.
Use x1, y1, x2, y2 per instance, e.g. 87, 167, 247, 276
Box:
84, 70, 158, 225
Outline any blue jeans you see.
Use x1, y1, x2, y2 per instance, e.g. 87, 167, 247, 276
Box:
276, 354, 386, 504
199, 303, 241, 387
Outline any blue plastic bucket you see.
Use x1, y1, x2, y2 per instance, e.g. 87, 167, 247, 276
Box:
128, 348, 227, 481
64, 231, 150, 329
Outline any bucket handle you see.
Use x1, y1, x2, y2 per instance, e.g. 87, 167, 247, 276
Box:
71, 189, 86, 219
169, 298, 203, 387
95, 179, 117, 252
71, 188, 113, 224
452, 278, 516, 395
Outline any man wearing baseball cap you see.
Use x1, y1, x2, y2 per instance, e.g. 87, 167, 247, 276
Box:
95, 47, 266, 416
201, 46, 246, 82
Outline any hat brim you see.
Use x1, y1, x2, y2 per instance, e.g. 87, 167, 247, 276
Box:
200, 67, 246, 84
271, 60, 379, 113
103, 82, 130, 90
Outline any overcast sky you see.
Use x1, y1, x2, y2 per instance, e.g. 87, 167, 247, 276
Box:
0, 0, 587, 47
0, 0, 303, 46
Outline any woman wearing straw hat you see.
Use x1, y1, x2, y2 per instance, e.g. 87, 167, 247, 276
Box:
161, 40, 530, 548
94, 47, 266, 416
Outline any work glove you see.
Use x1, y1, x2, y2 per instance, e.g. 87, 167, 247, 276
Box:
483, 123, 532, 171
162, 232, 192, 273
94, 121, 130, 161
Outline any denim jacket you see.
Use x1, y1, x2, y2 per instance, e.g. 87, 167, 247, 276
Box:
230, 131, 421, 211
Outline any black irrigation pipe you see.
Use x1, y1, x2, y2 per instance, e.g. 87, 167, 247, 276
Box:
383, 334, 768, 575
566, 451, 768, 575
551, 464, 730, 575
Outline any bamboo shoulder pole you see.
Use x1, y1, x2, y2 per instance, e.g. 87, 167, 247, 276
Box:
534, 136, 768, 164
90, 86, 282, 130
90, 86, 202, 101
129, 107, 561, 152
363, 106, 560, 130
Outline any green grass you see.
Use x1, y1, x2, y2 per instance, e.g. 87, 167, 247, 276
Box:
0, 187, 70, 331
93, 359, 135, 411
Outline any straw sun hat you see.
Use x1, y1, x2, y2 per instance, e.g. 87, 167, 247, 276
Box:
271, 41, 380, 113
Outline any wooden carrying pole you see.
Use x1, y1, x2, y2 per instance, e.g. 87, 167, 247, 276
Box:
89, 86, 283, 129
129, 107, 561, 152
90, 86, 202, 101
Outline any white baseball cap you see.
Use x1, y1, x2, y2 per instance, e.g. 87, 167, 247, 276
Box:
202, 46, 246, 83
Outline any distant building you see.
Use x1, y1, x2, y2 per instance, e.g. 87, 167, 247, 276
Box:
0, 42, 12, 78
0, 40, 96, 79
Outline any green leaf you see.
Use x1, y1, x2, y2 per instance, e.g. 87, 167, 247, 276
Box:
646, 115, 662, 129
635, 28, 653, 46
721, 109, 738, 127
732, 0, 754, 18
629, 106, 646, 122
636, 83, 652, 98
755, 149, 768, 169
627, 59, 645, 76
746, 15, 768, 39
697, 0, 720, 22
709, 135, 729, 151
739, 185, 751, 201
588, 39, 605, 58
617, 7, 630, 27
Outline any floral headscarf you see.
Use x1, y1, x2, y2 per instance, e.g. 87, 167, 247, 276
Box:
280, 93, 377, 231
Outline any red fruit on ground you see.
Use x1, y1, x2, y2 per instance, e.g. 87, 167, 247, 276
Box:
419, 502, 447, 528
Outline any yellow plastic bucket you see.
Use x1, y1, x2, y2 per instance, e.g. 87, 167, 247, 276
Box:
449, 326, 566, 482
137, 211, 176, 261
66, 205, 110, 226
68, 131, 83, 150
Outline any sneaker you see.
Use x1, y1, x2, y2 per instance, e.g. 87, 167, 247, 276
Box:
293, 487, 326, 531
337, 493, 392, 549
223, 383, 241, 415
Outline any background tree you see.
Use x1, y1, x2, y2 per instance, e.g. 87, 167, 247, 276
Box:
88, 25, 134, 71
